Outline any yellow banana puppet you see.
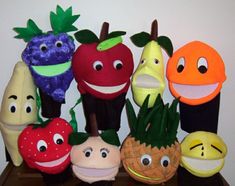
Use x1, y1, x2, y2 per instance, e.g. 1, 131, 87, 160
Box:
130, 20, 173, 107
0, 62, 37, 166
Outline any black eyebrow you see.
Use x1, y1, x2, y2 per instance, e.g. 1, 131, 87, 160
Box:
190, 143, 203, 150
27, 95, 35, 100
8, 95, 17, 100
211, 144, 223, 154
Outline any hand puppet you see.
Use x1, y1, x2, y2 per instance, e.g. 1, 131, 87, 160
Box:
72, 22, 134, 132
121, 95, 181, 185
178, 131, 227, 186
166, 41, 226, 133
130, 20, 173, 108
13, 5, 79, 118
69, 114, 121, 184
0, 61, 37, 166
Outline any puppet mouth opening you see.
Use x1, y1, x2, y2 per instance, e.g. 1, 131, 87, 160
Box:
181, 156, 224, 172
72, 165, 118, 178
3, 123, 27, 131
31, 61, 71, 77
84, 81, 127, 94
35, 152, 70, 168
134, 74, 160, 89
172, 83, 219, 99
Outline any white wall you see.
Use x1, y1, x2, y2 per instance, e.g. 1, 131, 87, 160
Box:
0, 0, 234, 184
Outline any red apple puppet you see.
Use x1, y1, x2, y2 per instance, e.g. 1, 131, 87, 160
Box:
18, 118, 73, 174
72, 22, 134, 132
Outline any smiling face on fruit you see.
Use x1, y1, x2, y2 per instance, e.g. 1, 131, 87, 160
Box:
70, 136, 120, 184
18, 118, 73, 174
166, 41, 226, 105
180, 131, 227, 177
72, 43, 134, 99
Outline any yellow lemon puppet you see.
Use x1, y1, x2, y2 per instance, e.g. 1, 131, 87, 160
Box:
0, 62, 37, 166
180, 131, 227, 177
130, 20, 173, 108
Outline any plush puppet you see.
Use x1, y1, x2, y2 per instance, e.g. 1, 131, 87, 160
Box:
130, 20, 173, 108
0, 61, 37, 166
166, 41, 226, 133
69, 114, 121, 184
72, 22, 134, 132
178, 131, 227, 186
121, 95, 181, 185
13, 5, 79, 118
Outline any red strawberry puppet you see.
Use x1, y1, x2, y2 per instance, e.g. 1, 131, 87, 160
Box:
72, 22, 134, 132
18, 118, 73, 174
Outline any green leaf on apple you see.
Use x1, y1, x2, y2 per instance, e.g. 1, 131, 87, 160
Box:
97, 36, 122, 51
157, 36, 173, 57
107, 31, 126, 39
74, 29, 99, 44
130, 32, 151, 47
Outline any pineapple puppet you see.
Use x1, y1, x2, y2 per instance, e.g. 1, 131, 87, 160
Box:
13, 5, 80, 118
130, 20, 173, 108
121, 95, 181, 185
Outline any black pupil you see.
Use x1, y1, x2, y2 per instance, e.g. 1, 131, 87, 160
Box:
10, 106, 16, 113
162, 160, 169, 167
26, 107, 31, 113
142, 158, 150, 166
141, 60, 145, 64
96, 65, 103, 71
102, 152, 107, 158
116, 63, 123, 70
56, 139, 63, 145
41, 46, 47, 52
56, 42, 62, 47
39, 146, 46, 152
177, 65, 184, 73
198, 66, 207, 74
85, 152, 91, 157
154, 59, 159, 64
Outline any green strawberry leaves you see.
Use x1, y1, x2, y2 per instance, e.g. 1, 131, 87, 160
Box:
13, 19, 43, 42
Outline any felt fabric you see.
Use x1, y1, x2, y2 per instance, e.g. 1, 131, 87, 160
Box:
0, 62, 37, 166
81, 93, 126, 132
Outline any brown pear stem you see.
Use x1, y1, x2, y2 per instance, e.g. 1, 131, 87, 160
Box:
99, 22, 109, 42
89, 113, 99, 136
150, 19, 158, 41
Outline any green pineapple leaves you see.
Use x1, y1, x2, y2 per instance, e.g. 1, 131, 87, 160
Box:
50, 5, 80, 34
126, 94, 180, 148
13, 19, 43, 42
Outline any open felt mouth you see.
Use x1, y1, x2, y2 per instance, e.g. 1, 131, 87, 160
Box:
172, 83, 219, 99
31, 61, 71, 77
134, 74, 160, 89
84, 81, 127, 94
35, 152, 70, 168
127, 167, 161, 181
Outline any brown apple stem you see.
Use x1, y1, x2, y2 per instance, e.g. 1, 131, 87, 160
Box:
99, 22, 109, 42
150, 19, 158, 41
89, 113, 99, 136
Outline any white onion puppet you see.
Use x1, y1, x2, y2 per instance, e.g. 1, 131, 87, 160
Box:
13, 5, 80, 118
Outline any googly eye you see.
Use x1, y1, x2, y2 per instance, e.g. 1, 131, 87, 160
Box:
40, 44, 47, 52
53, 133, 64, 145
8, 102, 17, 113
113, 60, 123, 70
197, 57, 208, 74
24, 102, 33, 113
55, 40, 63, 48
160, 155, 170, 167
140, 154, 152, 166
37, 140, 47, 152
93, 61, 103, 71
83, 147, 93, 157
140, 59, 146, 64
177, 57, 185, 73
154, 58, 159, 64
100, 148, 109, 158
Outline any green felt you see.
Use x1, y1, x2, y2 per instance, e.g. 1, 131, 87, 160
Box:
157, 36, 173, 57
36, 90, 44, 124
130, 32, 151, 47
100, 129, 120, 147
74, 29, 99, 44
31, 61, 71, 77
50, 5, 79, 34
68, 132, 89, 145
69, 97, 82, 132
13, 19, 43, 42
97, 36, 122, 51
126, 99, 137, 134
107, 31, 126, 39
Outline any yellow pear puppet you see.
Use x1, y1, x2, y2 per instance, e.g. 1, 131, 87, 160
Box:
130, 20, 173, 107
0, 61, 37, 166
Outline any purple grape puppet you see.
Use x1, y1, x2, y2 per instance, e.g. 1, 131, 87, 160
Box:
14, 5, 80, 118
